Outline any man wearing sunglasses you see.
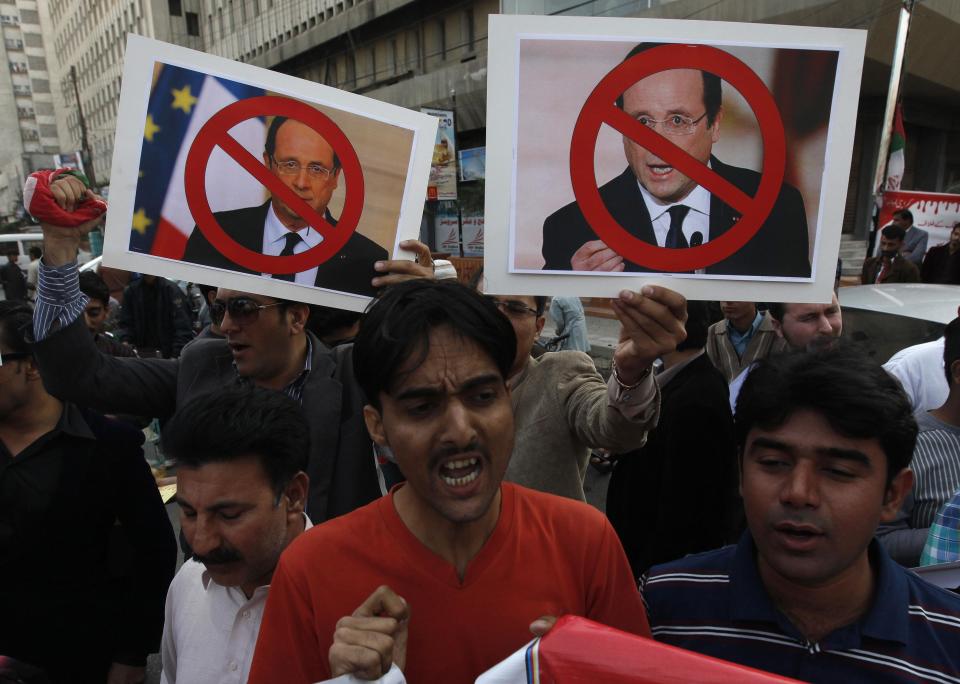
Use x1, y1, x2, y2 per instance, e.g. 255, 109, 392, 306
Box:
181, 115, 388, 297
542, 43, 809, 278
471, 269, 686, 502
27, 175, 432, 523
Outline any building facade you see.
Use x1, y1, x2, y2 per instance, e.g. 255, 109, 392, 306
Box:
0, 0, 64, 222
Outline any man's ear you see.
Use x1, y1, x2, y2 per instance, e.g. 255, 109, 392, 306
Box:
535, 315, 546, 336
24, 357, 43, 382
363, 404, 388, 447
286, 303, 309, 334
771, 317, 784, 340
880, 468, 914, 522
283, 471, 309, 518
709, 106, 723, 144
950, 359, 960, 386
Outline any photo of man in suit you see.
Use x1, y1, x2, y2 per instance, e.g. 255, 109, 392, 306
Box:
541, 43, 811, 278
183, 115, 388, 297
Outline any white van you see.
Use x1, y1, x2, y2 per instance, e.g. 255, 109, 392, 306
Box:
0, 233, 43, 300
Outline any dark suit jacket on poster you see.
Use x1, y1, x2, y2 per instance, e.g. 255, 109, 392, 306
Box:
31, 316, 380, 521
541, 156, 810, 277
182, 201, 388, 298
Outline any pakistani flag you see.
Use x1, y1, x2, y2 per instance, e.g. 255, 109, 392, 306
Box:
885, 103, 906, 192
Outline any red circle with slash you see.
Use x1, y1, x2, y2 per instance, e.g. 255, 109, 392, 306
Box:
185, 95, 364, 274
569, 43, 786, 272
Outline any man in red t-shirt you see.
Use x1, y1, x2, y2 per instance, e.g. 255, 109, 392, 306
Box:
248, 279, 687, 684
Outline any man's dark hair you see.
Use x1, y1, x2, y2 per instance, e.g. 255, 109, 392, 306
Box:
0, 300, 31, 355
735, 344, 916, 484
264, 116, 341, 170
28, 246, 42, 259
353, 279, 516, 408
893, 209, 913, 225
678, 300, 709, 351
467, 267, 545, 316
881, 224, 907, 242
78, 271, 110, 307
767, 302, 785, 323
161, 386, 309, 498
943, 318, 960, 387
197, 284, 217, 304
307, 304, 361, 345
615, 43, 722, 126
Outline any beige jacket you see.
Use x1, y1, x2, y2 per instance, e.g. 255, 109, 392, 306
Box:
506, 351, 659, 501
705, 311, 786, 383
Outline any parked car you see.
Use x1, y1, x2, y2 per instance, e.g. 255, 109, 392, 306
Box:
839, 283, 959, 363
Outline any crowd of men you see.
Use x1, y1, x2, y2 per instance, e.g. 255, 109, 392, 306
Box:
5, 46, 960, 684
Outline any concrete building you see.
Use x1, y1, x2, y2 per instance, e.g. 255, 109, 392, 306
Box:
0, 0, 64, 223
43, 0, 204, 188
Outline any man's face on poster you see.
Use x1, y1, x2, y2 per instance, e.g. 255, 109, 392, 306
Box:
263, 119, 341, 229
620, 68, 721, 204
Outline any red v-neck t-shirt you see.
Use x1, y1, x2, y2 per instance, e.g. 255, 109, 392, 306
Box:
249, 482, 650, 683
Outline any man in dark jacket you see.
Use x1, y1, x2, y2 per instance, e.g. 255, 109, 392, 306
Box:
117, 274, 194, 358
28, 171, 433, 523
921, 222, 960, 284
0, 301, 176, 683
861, 224, 920, 284
607, 300, 739, 576
0, 251, 27, 302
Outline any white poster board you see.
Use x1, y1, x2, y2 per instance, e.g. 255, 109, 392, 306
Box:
484, 15, 866, 303
102, 35, 437, 311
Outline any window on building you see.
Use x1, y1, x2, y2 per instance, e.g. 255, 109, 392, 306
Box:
168, 0, 181, 16
185, 11, 199, 36
228, 0, 235, 32
217, 7, 224, 38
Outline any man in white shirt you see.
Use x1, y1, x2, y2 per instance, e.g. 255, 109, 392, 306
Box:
159, 385, 310, 684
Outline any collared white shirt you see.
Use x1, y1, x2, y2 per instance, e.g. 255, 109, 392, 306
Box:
637, 179, 711, 249
261, 203, 324, 286
160, 516, 312, 684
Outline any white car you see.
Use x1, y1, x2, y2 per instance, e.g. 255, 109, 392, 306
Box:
839, 283, 959, 363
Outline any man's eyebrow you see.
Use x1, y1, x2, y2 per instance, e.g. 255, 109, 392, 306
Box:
817, 447, 872, 467
172, 496, 251, 511
748, 436, 791, 453
748, 438, 873, 468
394, 373, 502, 401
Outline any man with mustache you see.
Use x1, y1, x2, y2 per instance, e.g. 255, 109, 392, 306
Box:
248, 280, 663, 684
541, 43, 809, 278
641, 345, 960, 681
861, 224, 920, 284
160, 385, 310, 684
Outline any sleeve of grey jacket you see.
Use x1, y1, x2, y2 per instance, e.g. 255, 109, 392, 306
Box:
560, 351, 658, 452
31, 316, 179, 419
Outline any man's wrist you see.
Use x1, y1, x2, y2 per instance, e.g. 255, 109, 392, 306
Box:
41, 234, 79, 268
611, 359, 651, 389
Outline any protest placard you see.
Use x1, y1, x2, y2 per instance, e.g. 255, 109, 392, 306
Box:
484, 15, 866, 303
102, 34, 436, 311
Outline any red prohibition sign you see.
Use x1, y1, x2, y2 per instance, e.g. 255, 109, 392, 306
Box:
184, 95, 365, 274
569, 43, 786, 272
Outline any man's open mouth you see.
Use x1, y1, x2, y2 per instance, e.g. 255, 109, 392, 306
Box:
439, 457, 481, 487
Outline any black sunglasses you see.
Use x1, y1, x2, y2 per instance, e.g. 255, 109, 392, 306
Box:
0, 351, 31, 365
210, 298, 283, 327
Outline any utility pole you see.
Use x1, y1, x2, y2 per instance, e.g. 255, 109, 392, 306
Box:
871, 0, 915, 207
69, 65, 97, 188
